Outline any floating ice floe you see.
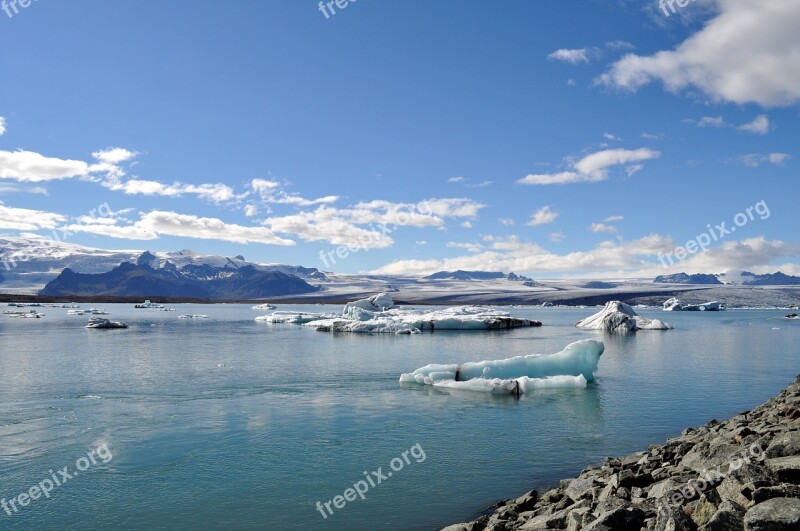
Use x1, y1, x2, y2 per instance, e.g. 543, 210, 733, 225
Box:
576, 301, 672, 332
663, 298, 724, 311
252, 303, 277, 310
399, 339, 603, 396
255, 311, 335, 324
305, 294, 542, 334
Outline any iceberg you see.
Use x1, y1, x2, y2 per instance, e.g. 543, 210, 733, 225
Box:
255, 311, 335, 324
576, 301, 672, 332
307, 295, 542, 334
253, 294, 542, 335
342, 292, 396, 319
399, 339, 603, 395
663, 297, 724, 311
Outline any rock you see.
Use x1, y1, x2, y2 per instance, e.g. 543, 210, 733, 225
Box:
700, 500, 745, 530
766, 456, 800, 483
513, 491, 538, 512
565, 507, 591, 531
752, 483, 800, 504
565, 476, 596, 501
743, 497, 800, 530
654, 505, 698, 531
717, 476, 752, 508
690, 496, 718, 527
765, 432, 800, 458
583, 507, 646, 530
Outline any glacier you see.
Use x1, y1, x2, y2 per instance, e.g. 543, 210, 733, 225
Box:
576, 301, 672, 332
399, 339, 603, 395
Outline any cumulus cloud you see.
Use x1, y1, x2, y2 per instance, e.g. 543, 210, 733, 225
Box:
372, 233, 797, 278
547, 48, 597, 64
590, 223, 618, 234
0, 204, 66, 231
738, 114, 770, 134
66, 210, 295, 246
597, 1, 800, 106
736, 153, 791, 167
518, 148, 661, 185
0, 150, 90, 182
106, 179, 237, 203
527, 206, 559, 226
247, 178, 338, 207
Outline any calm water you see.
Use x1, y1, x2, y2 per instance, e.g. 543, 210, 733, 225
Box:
0, 304, 798, 530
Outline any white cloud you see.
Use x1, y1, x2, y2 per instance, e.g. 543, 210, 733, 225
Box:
66, 210, 296, 246
460, 221, 473, 229
737, 153, 791, 167
598, 1, 800, 106
499, 218, 515, 227
0, 204, 66, 231
697, 116, 727, 128
738, 114, 770, 134
106, 179, 236, 203
527, 206, 559, 226
518, 148, 661, 185
606, 40, 635, 50
604, 215, 624, 222
641, 132, 663, 140
247, 178, 338, 207
92, 147, 137, 164
590, 222, 618, 234
549, 231, 565, 243
603, 133, 622, 141
447, 241, 483, 253
466, 180, 493, 188
448, 176, 465, 183
372, 233, 797, 278
0, 117, 6, 136
0, 183, 49, 196
548, 48, 597, 64
0, 150, 90, 182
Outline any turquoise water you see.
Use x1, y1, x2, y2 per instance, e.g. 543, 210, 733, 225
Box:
0, 305, 798, 530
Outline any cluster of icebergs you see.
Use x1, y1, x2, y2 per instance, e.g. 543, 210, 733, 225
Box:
400, 339, 604, 396
254, 293, 542, 335
663, 298, 724, 312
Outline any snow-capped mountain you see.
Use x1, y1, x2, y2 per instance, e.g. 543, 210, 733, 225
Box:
0, 237, 326, 293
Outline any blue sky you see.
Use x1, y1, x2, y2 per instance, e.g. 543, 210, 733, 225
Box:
0, 0, 798, 277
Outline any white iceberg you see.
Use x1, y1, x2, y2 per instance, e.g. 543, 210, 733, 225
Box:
399, 339, 603, 395
663, 298, 724, 311
255, 311, 334, 324
252, 303, 277, 310
576, 301, 672, 332
306, 295, 542, 334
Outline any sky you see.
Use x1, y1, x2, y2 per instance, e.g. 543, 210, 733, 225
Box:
0, 0, 798, 278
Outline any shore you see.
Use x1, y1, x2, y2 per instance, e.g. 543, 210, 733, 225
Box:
443, 376, 800, 531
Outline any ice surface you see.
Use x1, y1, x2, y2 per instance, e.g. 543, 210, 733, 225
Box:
342, 293, 396, 319
576, 301, 672, 332
400, 339, 604, 394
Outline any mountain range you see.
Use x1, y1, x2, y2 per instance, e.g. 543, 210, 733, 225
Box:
40, 251, 319, 299
654, 271, 800, 286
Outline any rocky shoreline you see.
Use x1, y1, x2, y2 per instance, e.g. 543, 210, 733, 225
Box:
443, 376, 800, 531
